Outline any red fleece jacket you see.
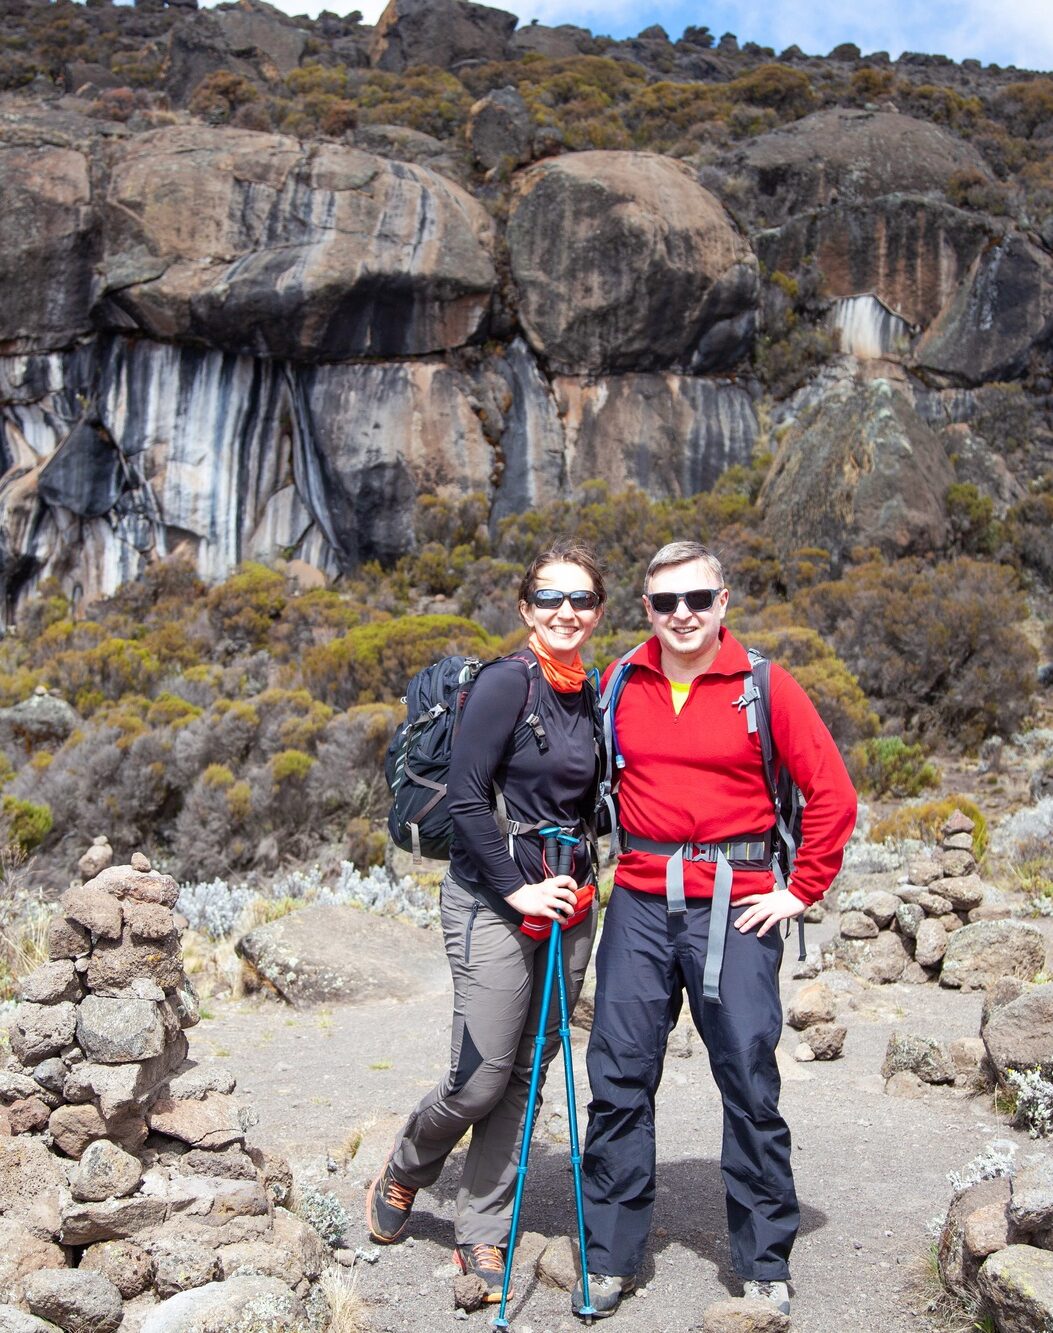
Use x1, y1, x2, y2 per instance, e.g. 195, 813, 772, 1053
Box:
604, 629, 857, 905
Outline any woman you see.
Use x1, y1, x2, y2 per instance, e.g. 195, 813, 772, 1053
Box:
367, 538, 607, 1301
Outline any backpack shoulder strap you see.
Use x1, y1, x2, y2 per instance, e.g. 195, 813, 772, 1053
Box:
745, 648, 777, 806
595, 645, 645, 862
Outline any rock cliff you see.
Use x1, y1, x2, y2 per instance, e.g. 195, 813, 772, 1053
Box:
0, 0, 1050, 617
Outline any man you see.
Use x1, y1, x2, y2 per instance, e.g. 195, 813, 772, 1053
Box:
574, 541, 857, 1320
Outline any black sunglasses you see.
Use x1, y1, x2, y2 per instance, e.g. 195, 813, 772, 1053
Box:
645, 588, 723, 615
530, 589, 601, 611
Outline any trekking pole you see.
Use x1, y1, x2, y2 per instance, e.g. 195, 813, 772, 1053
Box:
493, 824, 564, 1331
554, 833, 596, 1322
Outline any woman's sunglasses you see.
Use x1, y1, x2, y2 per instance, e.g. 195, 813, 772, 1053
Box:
644, 588, 723, 615
530, 589, 601, 611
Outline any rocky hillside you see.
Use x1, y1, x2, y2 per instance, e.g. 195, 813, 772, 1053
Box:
0, 0, 1051, 622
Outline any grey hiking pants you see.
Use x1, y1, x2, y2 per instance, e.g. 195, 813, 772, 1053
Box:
390, 872, 597, 1247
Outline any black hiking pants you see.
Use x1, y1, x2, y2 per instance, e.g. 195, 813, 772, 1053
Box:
582, 884, 798, 1281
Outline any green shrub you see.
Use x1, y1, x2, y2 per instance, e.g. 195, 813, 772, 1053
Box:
189, 70, 260, 124
799, 557, 1037, 747
1, 795, 53, 853
853, 736, 941, 798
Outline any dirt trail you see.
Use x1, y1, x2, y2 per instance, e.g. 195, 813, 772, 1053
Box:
195, 915, 1053, 1333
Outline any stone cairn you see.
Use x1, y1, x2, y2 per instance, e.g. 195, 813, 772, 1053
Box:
0, 854, 336, 1332
926, 977, 1053, 1329
822, 810, 1045, 991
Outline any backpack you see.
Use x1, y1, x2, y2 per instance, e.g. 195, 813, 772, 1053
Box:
596, 645, 804, 892
385, 653, 546, 863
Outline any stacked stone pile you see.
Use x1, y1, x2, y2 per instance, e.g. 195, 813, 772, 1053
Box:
785, 980, 846, 1062
927, 979, 1053, 1327
823, 811, 1045, 990
0, 855, 337, 1331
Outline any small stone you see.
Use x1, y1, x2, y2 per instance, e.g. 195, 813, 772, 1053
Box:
940, 849, 976, 878
453, 1272, 489, 1311
701, 1296, 791, 1330
77, 994, 167, 1064
949, 1037, 987, 1079
900, 961, 933, 985
861, 890, 901, 928
70, 1139, 143, 1201
60, 886, 123, 940
840, 910, 878, 939
943, 832, 975, 851
18, 961, 80, 1006
786, 980, 837, 1030
80, 1239, 155, 1299
23, 1268, 124, 1333
78, 840, 113, 880
9, 1002, 78, 1064
918, 891, 953, 916
881, 1033, 955, 1084
7, 1097, 50, 1135
963, 1202, 1010, 1259
914, 918, 949, 968
32, 1058, 67, 1096
131, 852, 151, 872
906, 854, 943, 885
59, 1194, 168, 1246
800, 1023, 845, 1060
938, 874, 985, 912
147, 1093, 245, 1149
121, 901, 176, 942
895, 902, 924, 938
47, 917, 90, 961
793, 1043, 816, 1062
942, 809, 975, 836
884, 1070, 926, 1098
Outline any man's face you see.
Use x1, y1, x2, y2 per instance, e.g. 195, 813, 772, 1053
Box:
643, 557, 729, 668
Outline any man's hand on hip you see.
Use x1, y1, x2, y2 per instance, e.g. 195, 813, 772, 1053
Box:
732, 888, 807, 937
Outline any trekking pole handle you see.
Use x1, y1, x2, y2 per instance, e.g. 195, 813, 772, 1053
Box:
556, 832, 578, 881
539, 824, 560, 878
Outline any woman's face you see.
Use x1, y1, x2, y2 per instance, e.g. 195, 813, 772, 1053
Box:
519, 560, 604, 663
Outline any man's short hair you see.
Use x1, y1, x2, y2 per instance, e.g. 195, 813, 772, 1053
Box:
645, 541, 725, 589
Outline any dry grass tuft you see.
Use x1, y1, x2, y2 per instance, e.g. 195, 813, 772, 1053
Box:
320, 1271, 370, 1333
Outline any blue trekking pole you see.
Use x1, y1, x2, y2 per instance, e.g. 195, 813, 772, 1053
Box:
554, 832, 597, 1322
492, 829, 596, 1328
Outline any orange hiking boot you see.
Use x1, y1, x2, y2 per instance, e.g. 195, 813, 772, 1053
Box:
453, 1243, 512, 1303
366, 1158, 417, 1243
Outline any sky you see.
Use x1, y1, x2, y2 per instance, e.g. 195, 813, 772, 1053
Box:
224, 0, 1053, 72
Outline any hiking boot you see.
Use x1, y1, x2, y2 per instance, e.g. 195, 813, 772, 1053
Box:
572, 1272, 636, 1318
366, 1159, 417, 1243
453, 1243, 510, 1303
743, 1279, 791, 1315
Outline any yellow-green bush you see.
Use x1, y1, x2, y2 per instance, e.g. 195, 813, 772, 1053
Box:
270, 748, 316, 785
206, 563, 287, 648
1, 795, 53, 853
202, 764, 235, 790
302, 615, 497, 709
852, 736, 941, 798
870, 796, 988, 861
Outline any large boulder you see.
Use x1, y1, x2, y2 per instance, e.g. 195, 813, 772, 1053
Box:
914, 233, 1053, 383
370, 0, 517, 71
976, 1245, 1053, 1333
507, 151, 757, 373
759, 376, 953, 564
725, 108, 994, 227
0, 692, 79, 752
0, 136, 95, 352
94, 127, 496, 360
22, 1269, 123, 1333
981, 983, 1053, 1082
235, 903, 445, 1006
940, 923, 1046, 993
138, 1274, 307, 1332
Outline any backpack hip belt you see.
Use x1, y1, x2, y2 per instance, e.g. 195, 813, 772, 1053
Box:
622, 828, 775, 1005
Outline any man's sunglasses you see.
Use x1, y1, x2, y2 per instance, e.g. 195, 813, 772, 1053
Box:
530, 589, 602, 611
644, 588, 724, 615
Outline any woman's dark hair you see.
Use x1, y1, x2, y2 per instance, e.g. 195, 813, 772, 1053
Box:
518, 538, 607, 607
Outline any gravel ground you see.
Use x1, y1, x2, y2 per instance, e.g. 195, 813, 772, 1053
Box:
193, 913, 1053, 1333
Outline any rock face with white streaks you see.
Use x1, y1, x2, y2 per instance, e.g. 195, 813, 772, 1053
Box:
94, 126, 497, 361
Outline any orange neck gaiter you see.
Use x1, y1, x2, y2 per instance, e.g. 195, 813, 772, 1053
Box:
528, 632, 587, 693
